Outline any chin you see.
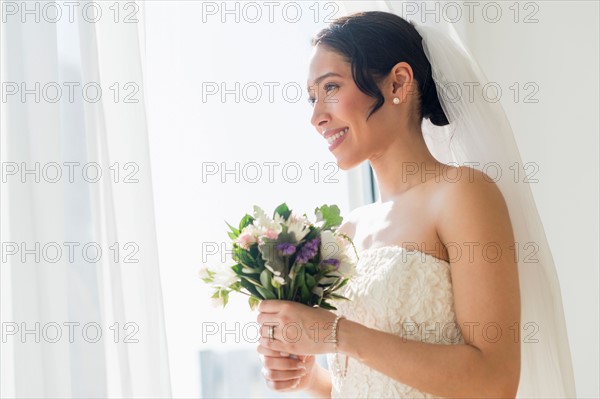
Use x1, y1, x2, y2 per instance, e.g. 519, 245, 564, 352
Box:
333, 155, 362, 171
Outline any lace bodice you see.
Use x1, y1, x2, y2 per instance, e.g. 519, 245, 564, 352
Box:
326, 246, 465, 398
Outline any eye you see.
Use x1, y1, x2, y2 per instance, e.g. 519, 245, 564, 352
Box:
324, 83, 339, 93
307, 83, 339, 107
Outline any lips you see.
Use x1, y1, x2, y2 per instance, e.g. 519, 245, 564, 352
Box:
326, 128, 348, 151
326, 128, 348, 146
322, 127, 348, 139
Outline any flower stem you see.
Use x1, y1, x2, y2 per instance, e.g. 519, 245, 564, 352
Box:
339, 232, 360, 260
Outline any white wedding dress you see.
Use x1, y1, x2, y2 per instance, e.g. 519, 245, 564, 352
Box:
326, 245, 465, 398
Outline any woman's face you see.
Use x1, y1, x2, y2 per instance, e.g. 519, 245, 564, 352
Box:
306, 45, 397, 170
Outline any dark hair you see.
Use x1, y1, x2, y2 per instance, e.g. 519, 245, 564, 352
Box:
311, 11, 449, 127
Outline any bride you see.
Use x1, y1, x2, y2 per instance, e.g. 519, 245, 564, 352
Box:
256, 11, 576, 398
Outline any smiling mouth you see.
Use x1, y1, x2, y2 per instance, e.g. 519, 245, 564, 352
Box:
326, 128, 348, 145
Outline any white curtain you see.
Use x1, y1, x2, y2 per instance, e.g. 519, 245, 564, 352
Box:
1, 1, 171, 397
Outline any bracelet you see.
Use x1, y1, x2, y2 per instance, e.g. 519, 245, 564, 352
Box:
332, 315, 348, 378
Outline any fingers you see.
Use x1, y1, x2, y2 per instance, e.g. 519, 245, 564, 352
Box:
265, 378, 302, 392
257, 299, 282, 314
257, 344, 315, 393
257, 344, 286, 357
262, 355, 306, 371
262, 367, 305, 392
259, 336, 285, 352
257, 345, 307, 374
257, 345, 303, 363
261, 367, 306, 382
258, 342, 306, 393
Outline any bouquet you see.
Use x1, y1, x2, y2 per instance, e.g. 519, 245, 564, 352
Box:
200, 203, 358, 310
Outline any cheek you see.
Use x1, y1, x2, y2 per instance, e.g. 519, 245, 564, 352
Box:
344, 94, 368, 116
341, 101, 370, 135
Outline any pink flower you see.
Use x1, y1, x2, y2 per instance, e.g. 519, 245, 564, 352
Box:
264, 229, 279, 240
236, 231, 256, 249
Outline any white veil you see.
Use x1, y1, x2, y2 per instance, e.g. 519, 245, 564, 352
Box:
410, 19, 577, 399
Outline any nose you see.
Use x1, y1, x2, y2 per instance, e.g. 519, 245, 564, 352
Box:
310, 99, 331, 133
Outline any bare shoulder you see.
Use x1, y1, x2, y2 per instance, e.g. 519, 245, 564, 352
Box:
434, 165, 509, 215
434, 164, 514, 252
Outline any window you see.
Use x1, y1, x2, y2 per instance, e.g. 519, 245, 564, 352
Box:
143, 2, 365, 396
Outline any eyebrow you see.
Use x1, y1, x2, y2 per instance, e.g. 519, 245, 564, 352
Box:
306, 72, 343, 93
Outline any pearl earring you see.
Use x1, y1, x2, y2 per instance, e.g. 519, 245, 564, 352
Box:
393, 97, 400, 105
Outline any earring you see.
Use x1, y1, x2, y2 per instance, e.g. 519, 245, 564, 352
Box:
393, 97, 400, 105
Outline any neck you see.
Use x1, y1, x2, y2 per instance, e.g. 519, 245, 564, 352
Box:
369, 127, 443, 203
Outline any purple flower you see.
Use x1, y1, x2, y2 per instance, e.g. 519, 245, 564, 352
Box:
276, 243, 296, 256
296, 237, 320, 264
321, 258, 340, 270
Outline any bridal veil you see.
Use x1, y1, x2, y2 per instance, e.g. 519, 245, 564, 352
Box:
411, 15, 577, 399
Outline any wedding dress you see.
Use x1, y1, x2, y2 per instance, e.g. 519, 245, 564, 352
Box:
326, 246, 464, 399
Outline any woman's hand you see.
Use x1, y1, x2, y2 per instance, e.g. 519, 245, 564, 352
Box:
257, 300, 338, 356
257, 345, 317, 392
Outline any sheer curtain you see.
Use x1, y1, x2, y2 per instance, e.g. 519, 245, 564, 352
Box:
1, 1, 171, 397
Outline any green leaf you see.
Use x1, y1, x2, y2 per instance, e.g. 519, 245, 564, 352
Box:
305, 262, 317, 274
211, 289, 229, 308
300, 284, 310, 303
328, 293, 351, 301
306, 274, 316, 289
319, 301, 337, 310
256, 286, 277, 300
240, 279, 261, 298
225, 221, 240, 237
239, 214, 255, 231
260, 269, 274, 291
249, 244, 260, 258
325, 277, 349, 294
297, 269, 310, 303
318, 276, 339, 286
335, 278, 350, 290
240, 275, 262, 287
273, 203, 291, 221
248, 296, 260, 311
233, 263, 260, 276
227, 231, 238, 240
314, 204, 343, 230
234, 247, 258, 269
297, 268, 306, 287
231, 263, 243, 274
222, 290, 229, 307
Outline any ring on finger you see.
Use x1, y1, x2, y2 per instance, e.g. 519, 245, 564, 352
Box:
268, 325, 274, 340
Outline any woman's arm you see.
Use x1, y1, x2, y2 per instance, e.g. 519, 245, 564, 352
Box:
337, 168, 521, 398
